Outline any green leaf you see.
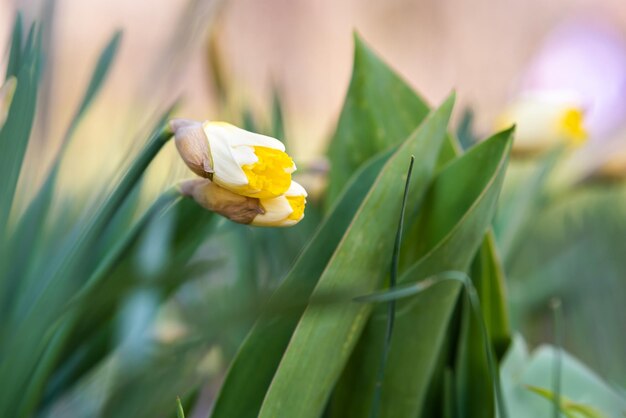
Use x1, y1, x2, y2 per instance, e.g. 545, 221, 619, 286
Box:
0, 23, 41, 243
74, 31, 122, 119
369, 156, 415, 418
257, 95, 454, 418
0, 30, 124, 318
501, 336, 626, 418
454, 232, 511, 417
494, 149, 561, 266
0, 108, 174, 417
44, 193, 215, 407
6, 13, 23, 80
326, 33, 430, 207
375, 128, 512, 418
526, 386, 608, 418
176, 397, 185, 418
210, 148, 395, 418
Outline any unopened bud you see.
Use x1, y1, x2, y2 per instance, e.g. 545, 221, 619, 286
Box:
170, 119, 214, 178
179, 178, 263, 224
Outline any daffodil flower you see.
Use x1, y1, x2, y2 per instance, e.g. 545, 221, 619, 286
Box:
179, 179, 307, 227
496, 91, 588, 155
171, 119, 296, 198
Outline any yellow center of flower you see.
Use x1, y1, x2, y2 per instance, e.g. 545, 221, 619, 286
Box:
241, 146, 294, 198
286, 195, 306, 221
559, 108, 588, 146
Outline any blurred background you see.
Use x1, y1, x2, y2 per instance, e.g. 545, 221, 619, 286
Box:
4, 0, 626, 191
2, 0, 626, 415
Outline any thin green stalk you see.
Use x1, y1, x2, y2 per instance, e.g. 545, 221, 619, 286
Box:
176, 397, 186, 418
550, 298, 563, 418
369, 156, 414, 418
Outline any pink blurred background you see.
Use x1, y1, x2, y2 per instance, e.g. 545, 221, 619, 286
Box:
2, 0, 626, 195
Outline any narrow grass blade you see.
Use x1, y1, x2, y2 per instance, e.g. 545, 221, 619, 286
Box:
1, 30, 124, 317
0, 107, 175, 417
5, 13, 23, 79
369, 156, 414, 418
550, 298, 563, 418
176, 397, 185, 418
0, 23, 41, 242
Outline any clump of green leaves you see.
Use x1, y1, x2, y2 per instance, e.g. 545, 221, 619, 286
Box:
1, 10, 623, 418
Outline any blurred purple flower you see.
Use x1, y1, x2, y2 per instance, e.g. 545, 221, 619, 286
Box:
520, 19, 626, 140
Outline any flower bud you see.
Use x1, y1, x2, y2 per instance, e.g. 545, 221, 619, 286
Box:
496, 91, 588, 155
170, 119, 213, 178
171, 119, 296, 199
180, 179, 307, 227
179, 178, 263, 225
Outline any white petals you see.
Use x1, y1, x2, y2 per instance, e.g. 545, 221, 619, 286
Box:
252, 195, 293, 226
205, 122, 286, 151
497, 90, 587, 153
202, 122, 250, 187
285, 180, 308, 197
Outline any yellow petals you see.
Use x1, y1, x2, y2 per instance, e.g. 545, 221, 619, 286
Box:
286, 194, 306, 221
558, 108, 588, 145
241, 146, 294, 198
496, 92, 589, 155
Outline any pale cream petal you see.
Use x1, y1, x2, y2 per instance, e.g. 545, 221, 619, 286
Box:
204, 121, 286, 151
285, 180, 307, 197
204, 124, 249, 187
252, 195, 293, 226
498, 90, 586, 153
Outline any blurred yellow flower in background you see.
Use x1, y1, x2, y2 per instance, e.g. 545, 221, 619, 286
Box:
496, 91, 588, 155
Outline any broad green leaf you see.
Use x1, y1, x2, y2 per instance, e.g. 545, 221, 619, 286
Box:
454, 232, 511, 417
210, 148, 395, 418
329, 129, 512, 418
378, 128, 512, 418
501, 336, 626, 418
257, 95, 454, 418
326, 33, 430, 207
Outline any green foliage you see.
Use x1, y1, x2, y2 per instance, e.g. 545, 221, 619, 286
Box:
0, 11, 622, 418
501, 336, 626, 418
326, 34, 430, 207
